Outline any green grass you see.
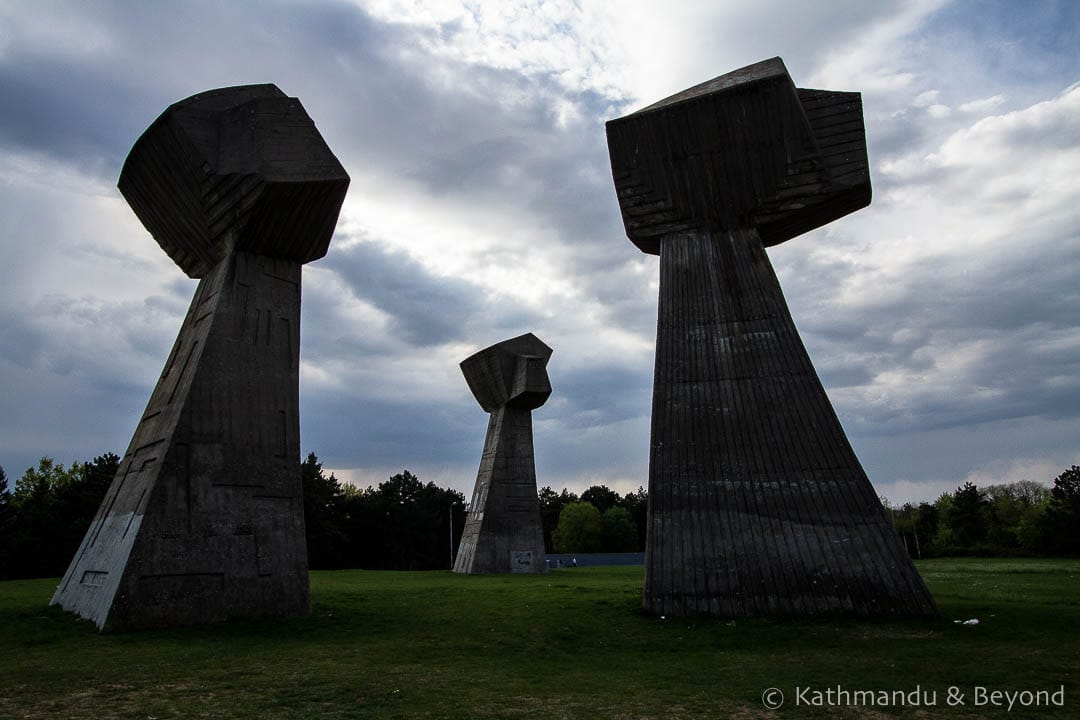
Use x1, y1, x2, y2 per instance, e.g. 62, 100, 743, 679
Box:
1, 558, 1077, 718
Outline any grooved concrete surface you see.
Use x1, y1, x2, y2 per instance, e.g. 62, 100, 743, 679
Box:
454, 334, 551, 574
647, 230, 937, 617
52, 253, 310, 630
606, 58, 938, 618
52, 85, 347, 630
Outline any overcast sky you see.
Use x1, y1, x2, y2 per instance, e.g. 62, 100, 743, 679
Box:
1, 0, 1077, 504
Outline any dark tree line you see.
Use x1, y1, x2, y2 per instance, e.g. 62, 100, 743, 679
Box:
301, 453, 468, 570
885, 466, 1080, 557
538, 484, 648, 553
0, 452, 467, 579
2, 454, 1077, 581
0, 454, 119, 580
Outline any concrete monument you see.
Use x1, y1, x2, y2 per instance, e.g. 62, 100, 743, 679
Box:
51, 85, 349, 630
605, 58, 938, 617
453, 334, 551, 574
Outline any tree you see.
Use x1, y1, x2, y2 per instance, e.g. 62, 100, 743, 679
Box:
913, 502, 941, 556
581, 485, 620, 514
373, 470, 466, 570
52, 453, 118, 569
618, 486, 648, 551
1006, 480, 1052, 507
9, 457, 81, 578
932, 491, 956, 549
334, 470, 467, 571
538, 486, 578, 553
301, 452, 348, 569
947, 482, 987, 549
552, 501, 602, 553
600, 507, 638, 552
5, 455, 115, 579
1041, 465, 1080, 555
983, 481, 1050, 551
0, 465, 12, 579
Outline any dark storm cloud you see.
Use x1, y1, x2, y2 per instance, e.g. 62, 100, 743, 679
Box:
301, 388, 478, 470
1, 0, 1076, 501
0, 1, 420, 177
777, 219, 1080, 437
0, 58, 142, 170
554, 364, 652, 428
918, 0, 1080, 103
328, 239, 488, 346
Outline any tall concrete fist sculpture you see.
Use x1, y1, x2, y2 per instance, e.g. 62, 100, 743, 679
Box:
52, 85, 349, 630
606, 58, 937, 618
454, 334, 551, 574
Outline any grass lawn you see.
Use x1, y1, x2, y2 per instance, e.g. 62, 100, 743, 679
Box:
1, 558, 1077, 718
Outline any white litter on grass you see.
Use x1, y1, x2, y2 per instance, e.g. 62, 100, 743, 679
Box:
953, 618, 980, 625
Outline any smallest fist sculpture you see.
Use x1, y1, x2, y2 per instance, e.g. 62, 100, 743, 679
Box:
454, 333, 552, 573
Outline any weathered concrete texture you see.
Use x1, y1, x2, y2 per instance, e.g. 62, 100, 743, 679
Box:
118, 84, 349, 278
51, 85, 348, 631
607, 57, 871, 255
454, 334, 551, 574
606, 58, 938, 618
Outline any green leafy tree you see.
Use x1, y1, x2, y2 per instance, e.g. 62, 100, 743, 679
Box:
1041, 465, 1080, 555
6, 455, 116, 579
552, 501, 603, 553
1017, 502, 1050, 554
888, 501, 917, 556
947, 482, 987, 549
600, 506, 638, 552
53, 453, 119, 569
984, 481, 1051, 551
377, 470, 461, 570
330, 470, 464, 570
9, 457, 80, 577
618, 486, 648, 551
538, 486, 578, 552
581, 485, 620, 514
932, 491, 956, 549
0, 465, 12, 578
301, 452, 348, 569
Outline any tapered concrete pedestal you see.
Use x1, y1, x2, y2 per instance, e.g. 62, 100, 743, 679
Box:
51, 84, 348, 630
454, 334, 551, 574
646, 228, 936, 617
52, 253, 309, 630
606, 57, 938, 618
454, 407, 547, 573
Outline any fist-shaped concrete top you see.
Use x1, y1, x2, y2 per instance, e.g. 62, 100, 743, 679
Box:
460, 333, 552, 413
118, 84, 350, 278
606, 57, 871, 254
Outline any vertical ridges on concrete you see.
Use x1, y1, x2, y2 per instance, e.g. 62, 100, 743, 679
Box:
454, 406, 547, 574
52, 253, 310, 630
606, 57, 938, 618
646, 230, 936, 617
118, 85, 349, 278
454, 334, 551, 574
51, 84, 348, 630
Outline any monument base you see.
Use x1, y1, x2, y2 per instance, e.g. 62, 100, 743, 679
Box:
454, 406, 548, 574
51, 252, 310, 631
645, 229, 937, 618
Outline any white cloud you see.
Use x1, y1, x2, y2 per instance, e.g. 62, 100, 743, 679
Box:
962, 457, 1061, 489
913, 89, 940, 107
1, 0, 1077, 505
358, 0, 625, 100
959, 94, 1005, 113
778, 78, 1080, 455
